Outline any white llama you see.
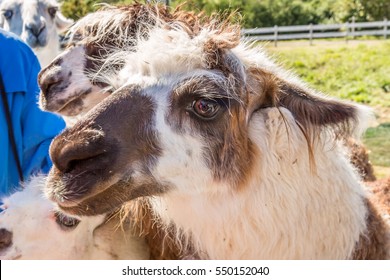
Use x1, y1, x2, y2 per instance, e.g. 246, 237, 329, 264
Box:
0, 0, 73, 67
0, 175, 150, 260
44, 18, 390, 259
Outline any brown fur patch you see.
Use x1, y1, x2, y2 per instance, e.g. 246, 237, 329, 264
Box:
122, 199, 199, 260
167, 76, 256, 189
346, 138, 376, 182
352, 198, 389, 259
0, 228, 13, 251
366, 177, 390, 214
246, 67, 279, 114
202, 25, 241, 71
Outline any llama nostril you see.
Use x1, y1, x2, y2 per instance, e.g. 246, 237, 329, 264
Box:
0, 228, 13, 251
40, 79, 62, 96
26, 23, 45, 37
50, 130, 111, 174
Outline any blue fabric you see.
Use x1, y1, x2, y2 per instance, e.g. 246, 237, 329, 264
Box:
0, 29, 66, 196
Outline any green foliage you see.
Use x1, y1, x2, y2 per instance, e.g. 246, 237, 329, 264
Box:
171, 0, 337, 28
59, 0, 134, 20
59, 1, 390, 27
335, 0, 390, 22
60, 0, 97, 20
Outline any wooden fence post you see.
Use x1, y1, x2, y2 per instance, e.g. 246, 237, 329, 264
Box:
345, 21, 349, 43
309, 23, 313, 45
351, 16, 355, 39
274, 25, 278, 47
385, 18, 388, 39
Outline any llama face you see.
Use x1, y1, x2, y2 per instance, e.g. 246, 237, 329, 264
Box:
0, 0, 72, 53
39, 44, 109, 119
45, 25, 362, 217
45, 63, 264, 216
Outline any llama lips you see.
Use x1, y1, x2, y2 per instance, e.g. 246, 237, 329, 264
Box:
56, 179, 168, 217
55, 180, 133, 216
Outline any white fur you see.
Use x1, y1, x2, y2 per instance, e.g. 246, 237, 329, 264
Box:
0, 176, 149, 260
0, 0, 73, 66
148, 108, 368, 259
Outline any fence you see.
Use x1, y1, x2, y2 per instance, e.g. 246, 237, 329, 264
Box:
243, 18, 390, 46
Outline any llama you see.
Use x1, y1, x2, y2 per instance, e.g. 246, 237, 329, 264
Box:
0, 175, 150, 260
0, 0, 73, 67
38, 3, 199, 126
43, 17, 390, 259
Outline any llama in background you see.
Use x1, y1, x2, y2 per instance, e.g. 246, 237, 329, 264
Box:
0, 0, 73, 66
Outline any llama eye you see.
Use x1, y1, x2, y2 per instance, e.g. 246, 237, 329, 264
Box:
191, 99, 221, 119
3, 10, 13, 20
54, 212, 80, 231
48, 7, 57, 18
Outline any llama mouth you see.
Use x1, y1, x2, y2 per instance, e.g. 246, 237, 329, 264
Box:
55, 179, 168, 217
56, 180, 135, 216
56, 89, 93, 116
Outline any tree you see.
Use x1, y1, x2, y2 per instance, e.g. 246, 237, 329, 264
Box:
59, 0, 389, 27
59, 0, 134, 20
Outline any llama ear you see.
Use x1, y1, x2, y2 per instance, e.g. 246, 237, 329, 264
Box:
277, 81, 357, 131
55, 12, 73, 32
246, 67, 361, 136
246, 68, 279, 118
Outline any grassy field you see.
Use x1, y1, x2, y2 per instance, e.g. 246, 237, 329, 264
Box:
266, 40, 390, 178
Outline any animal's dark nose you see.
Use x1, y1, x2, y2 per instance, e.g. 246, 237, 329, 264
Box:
38, 58, 65, 111
39, 74, 62, 98
50, 128, 113, 174
0, 229, 12, 251
25, 22, 45, 37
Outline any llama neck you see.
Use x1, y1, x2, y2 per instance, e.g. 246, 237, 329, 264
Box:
152, 109, 369, 259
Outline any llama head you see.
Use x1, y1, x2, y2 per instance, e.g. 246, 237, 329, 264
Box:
38, 3, 194, 123
45, 21, 369, 217
0, 176, 149, 260
0, 0, 73, 66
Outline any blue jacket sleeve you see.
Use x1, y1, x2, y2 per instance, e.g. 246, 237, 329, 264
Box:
21, 58, 66, 176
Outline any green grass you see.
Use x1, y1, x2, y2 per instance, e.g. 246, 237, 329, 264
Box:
268, 41, 390, 110
363, 123, 390, 167
266, 40, 390, 176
